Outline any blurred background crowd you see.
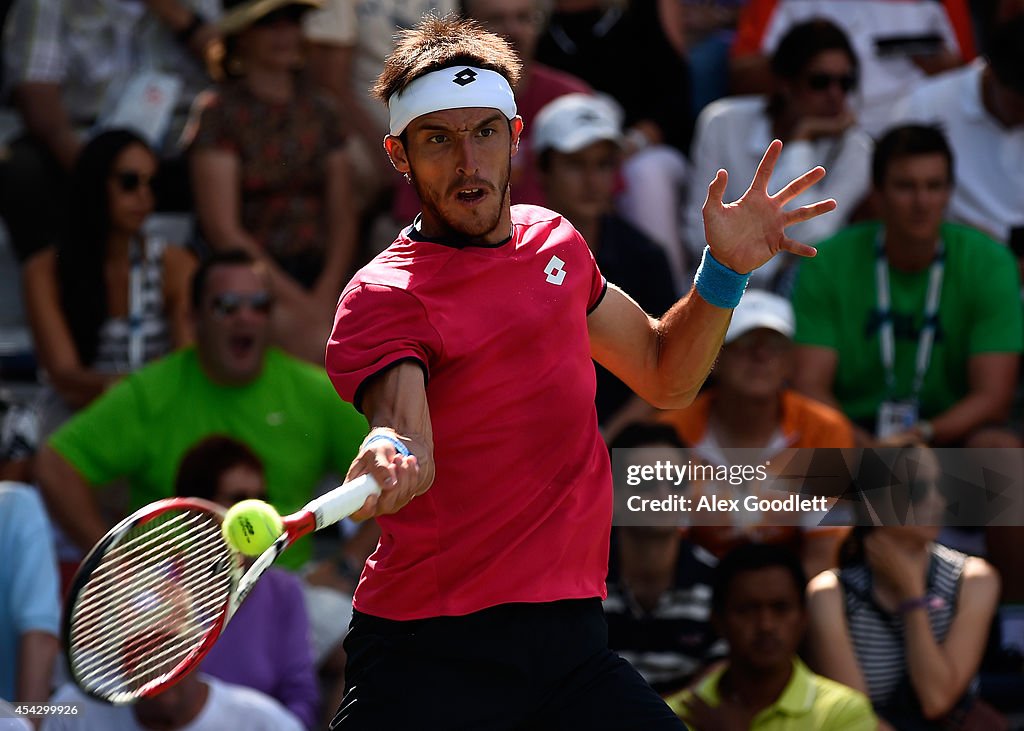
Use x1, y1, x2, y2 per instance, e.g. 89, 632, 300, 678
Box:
1, 0, 1024, 728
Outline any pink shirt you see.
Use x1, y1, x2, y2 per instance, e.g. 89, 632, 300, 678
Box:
327, 205, 611, 620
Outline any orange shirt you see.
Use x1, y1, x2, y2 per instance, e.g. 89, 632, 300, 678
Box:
657, 389, 853, 558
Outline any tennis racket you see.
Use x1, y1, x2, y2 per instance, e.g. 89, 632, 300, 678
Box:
62, 474, 380, 705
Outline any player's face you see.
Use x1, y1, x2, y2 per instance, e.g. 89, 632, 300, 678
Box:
788, 49, 856, 119
194, 264, 273, 385
541, 141, 620, 227
717, 566, 805, 673
388, 107, 523, 244
466, 0, 543, 62
876, 153, 951, 248
716, 328, 792, 401
107, 143, 156, 237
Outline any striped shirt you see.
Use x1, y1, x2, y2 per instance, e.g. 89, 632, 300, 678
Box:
604, 536, 726, 693
93, 237, 172, 374
840, 543, 966, 707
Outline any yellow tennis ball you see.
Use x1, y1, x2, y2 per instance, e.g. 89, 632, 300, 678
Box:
222, 500, 284, 557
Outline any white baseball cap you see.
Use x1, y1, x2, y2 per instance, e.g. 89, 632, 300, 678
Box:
725, 290, 795, 344
532, 93, 624, 155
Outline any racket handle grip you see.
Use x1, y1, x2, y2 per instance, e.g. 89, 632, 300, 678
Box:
306, 474, 381, 530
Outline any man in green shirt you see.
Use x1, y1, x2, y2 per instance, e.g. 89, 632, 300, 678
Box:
791, 124, 1022, 446
36, 250, 369, 571
667, 544, 877, 731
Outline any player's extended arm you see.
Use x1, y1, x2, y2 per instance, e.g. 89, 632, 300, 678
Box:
589, 140, 835, 409
345, 362, 435, 520
35, 445, 109, 551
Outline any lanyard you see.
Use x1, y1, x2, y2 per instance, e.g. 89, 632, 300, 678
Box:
875, 230, 945, 401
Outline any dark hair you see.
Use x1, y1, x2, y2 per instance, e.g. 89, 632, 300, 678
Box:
872, 124, 954, 188
372, 14, 522, 106
608, 423, 685, 450
767, 19, 858, 120
712, 543, 807, 614
174, 435, 264, 500
838, 443, 935, 565
986, 14, 1024, 95
770, 18, 859, 82
56, 129, 154, 366
190, 249, 261, 310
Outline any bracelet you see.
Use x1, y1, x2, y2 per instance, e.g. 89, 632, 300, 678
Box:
694, 246, 750, 309
175, 12, 206, 46
364, 433, 410, 457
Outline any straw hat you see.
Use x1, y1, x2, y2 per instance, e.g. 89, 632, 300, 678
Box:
218, 0, 322, 36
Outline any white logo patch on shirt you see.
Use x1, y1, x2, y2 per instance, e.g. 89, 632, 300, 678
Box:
544, 255, 566, 286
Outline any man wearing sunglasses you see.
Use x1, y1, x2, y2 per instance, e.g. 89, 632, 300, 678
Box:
37, 249, 367, 567
684, 19, 872, 292
36, 249, 370, 693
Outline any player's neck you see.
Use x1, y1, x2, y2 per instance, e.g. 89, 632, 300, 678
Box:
417, 205, 514, 246
711, 390, 780, 448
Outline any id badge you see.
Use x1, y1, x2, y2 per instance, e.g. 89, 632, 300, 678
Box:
876, 400, 918, 439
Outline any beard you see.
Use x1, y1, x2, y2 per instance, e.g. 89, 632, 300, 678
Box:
408, 154, 513, 244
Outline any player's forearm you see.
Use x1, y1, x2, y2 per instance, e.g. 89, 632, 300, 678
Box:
651, 290, 732, 407
36, 445, 108, 550
17, 631, 59, 705
362, 365, 436, 494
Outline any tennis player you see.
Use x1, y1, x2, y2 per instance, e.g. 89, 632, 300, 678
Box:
325, 15, 835, 730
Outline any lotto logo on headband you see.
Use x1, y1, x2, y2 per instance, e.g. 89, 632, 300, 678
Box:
387, 65, 518, 136
453, 68, 478, 86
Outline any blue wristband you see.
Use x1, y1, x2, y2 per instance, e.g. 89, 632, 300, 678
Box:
694, 246, 750, 309
364, 434, 410, 457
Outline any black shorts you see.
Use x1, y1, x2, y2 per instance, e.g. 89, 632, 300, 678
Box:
331, 597, 687, 730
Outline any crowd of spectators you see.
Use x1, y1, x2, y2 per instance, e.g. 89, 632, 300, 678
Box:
1, 0, 1023, 728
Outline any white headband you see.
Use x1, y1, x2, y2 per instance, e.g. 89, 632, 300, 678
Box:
387, 66, 518, 136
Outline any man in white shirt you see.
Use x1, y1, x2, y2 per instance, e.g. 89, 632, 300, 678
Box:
893, 14, 1024, 246
42, 673, 303, 731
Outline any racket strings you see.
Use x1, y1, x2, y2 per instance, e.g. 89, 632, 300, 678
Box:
68, 509, 236, 702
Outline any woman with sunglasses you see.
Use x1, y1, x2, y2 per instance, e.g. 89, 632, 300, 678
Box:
804, 444, 1003, 730
22, 129, 196, 434
683, 18, 873, 292
185, 0, 357, 364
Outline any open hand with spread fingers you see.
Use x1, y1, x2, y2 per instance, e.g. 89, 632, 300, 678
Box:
702, 139, 837, 275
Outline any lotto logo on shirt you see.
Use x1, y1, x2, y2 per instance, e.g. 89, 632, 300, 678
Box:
544, 255, 566, 285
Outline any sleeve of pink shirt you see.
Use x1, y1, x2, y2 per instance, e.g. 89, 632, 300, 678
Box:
326, 282, 443, 408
